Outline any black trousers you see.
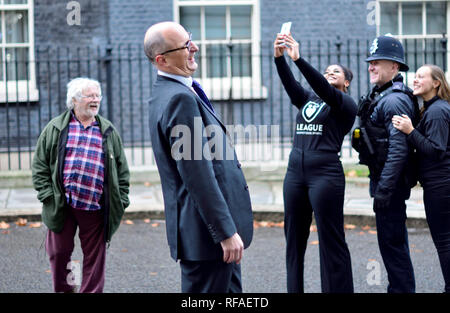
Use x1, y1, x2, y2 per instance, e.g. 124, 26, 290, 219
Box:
423, 177, 450, 293
373, 185, 415, 293
283, 149, 353, 293
180, 260, 242, 293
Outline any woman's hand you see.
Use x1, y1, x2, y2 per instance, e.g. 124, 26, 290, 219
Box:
274, 33, 286, 58
283, 34, 300, 61
392, 114, 414, 135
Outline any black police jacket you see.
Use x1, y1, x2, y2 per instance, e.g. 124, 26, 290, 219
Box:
365, 75, 417, 199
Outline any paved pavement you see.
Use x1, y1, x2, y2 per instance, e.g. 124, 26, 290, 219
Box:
0, 162, 427, 225
1, 162, 444, 297
0, 219, 444, 293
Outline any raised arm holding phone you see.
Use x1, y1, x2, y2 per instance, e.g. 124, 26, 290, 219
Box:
274, 30, 357, 293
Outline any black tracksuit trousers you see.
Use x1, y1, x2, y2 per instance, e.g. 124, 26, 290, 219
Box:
423, 178, 450, 293
283, 148, 353, 293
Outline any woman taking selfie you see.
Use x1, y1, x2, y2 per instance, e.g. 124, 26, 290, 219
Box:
392, 64, 450, 293
274, 33, 356, 293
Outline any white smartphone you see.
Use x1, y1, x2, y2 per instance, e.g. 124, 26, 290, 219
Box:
280, 22, 292, 35
280, 22, 292, 47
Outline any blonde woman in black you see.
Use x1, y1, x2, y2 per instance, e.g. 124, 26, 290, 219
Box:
392, 64, 450, 293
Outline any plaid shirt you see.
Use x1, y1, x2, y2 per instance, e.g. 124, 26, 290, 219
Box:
63, 112, 105, 211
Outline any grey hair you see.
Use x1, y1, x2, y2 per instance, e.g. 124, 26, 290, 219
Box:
66, 77, 101, 110
144, 30, 167, 63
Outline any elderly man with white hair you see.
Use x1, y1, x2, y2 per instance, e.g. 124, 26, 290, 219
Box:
32, 77, 130, 293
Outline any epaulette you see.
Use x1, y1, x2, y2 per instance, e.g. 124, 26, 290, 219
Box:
392, 81, 405, 92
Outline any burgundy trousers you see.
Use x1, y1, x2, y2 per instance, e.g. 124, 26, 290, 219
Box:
45, 206, 106, 293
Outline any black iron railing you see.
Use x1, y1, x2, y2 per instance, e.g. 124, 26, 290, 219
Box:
0, 36, 447, 170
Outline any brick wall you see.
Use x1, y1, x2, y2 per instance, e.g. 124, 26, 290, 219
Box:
1, 0, 378, 161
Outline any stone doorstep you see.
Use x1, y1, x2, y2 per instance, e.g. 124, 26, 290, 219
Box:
0, 162, 366, 188
0, 210, 428, 228
0, 163, 426, 226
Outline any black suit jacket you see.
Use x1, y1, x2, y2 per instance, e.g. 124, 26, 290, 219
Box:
148, 75, 253, 261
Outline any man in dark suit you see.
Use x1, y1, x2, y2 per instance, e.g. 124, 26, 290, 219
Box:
144, 21, 253, 293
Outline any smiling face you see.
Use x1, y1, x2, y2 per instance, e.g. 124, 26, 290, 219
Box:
413, 66, 439, 101
73, 85, 101, 124
157, 25, 199, 77
368, 59, 399, 87
324, 64, 349, 92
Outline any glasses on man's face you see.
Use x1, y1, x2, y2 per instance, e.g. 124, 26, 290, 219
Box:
160, 32, 193, 56
81, 94, 103, 101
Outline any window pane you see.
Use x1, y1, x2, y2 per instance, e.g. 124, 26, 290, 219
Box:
380, 2, 398, 35
402, 2, 422, 35
0, 50, 3, 82
230, 6, 251, 39
205, 6, 226, 40
424, 38, 445, 69
5, 47, 28, 81
427, 2, 446, 34
4, 0, 27, 4
403, 39, 424, 72
180, 6, 201, 41
231, 43, 251, 77
206, 44, 227, 78
193, 43, 202, 78
5, 10, 28, 43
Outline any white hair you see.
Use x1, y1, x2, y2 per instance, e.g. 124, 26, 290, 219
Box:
66, 77, 101, 110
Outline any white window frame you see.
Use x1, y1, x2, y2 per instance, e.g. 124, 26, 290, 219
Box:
174, 0, 267, 100
376, 0, 450, 82
0, 0, 38, 103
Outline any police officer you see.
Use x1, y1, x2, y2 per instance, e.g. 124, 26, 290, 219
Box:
352, 35, 418, 293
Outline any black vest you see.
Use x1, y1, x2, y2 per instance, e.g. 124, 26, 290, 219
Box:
352, 81, 419, 182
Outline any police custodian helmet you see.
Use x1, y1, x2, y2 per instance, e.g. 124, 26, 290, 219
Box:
365, 35, 409, 72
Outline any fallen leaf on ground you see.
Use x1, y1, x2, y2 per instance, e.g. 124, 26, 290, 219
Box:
361, 225, 371, 230
144, 182, 152, 187
309, 240, 319, 245
124, 220, 134, 225
151, 223, 159, 227
28, 222, 42, 228
149, 272, 158, 276
358, 231, 365, 235
344, 224, 356, 230
253, 221, 284, 228
347, 170, 357, 177
0, 221, 10, 229
368, 230, 377, 235
15, 218, 27, 226
143, 218, 151, 223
